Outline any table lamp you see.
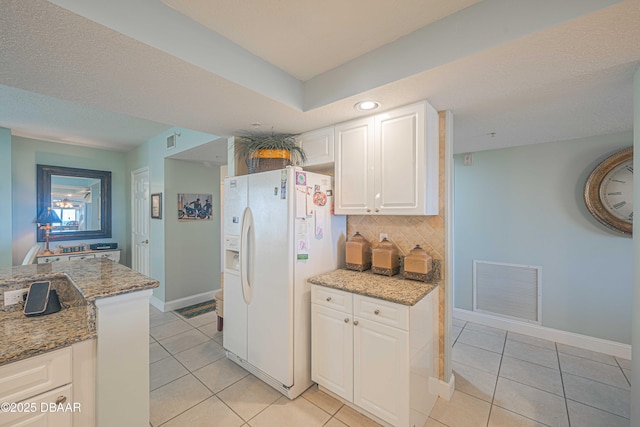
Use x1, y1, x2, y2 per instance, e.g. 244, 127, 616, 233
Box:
36, 207, 61, 255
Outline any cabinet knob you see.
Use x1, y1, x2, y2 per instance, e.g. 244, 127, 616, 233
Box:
344, 318, 349, 323
55, 395, 67, 405
326, 297, 332, 302
353, 320, 359, 326
375, 209, 379, 212
366, 208, 371, 212
374, 309, 380, 315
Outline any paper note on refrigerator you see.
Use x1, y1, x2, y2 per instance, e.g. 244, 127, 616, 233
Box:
295, 186, 306, 218
315, 208, 325, 239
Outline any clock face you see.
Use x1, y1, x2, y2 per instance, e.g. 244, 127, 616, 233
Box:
599, 159, 633, 222
584, 147, 633, 236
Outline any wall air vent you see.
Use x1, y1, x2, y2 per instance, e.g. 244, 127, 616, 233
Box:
473, 260, 542, 324
166, 134, 177, 150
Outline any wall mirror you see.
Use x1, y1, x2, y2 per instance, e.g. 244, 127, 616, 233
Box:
37, 164, 112, 242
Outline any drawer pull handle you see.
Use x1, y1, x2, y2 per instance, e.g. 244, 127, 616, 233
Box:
374, 309, 380, 315
344, 318, 349, 323
55, 396, 67, 405
353, 320, 359, 326
326, 297, 332, 302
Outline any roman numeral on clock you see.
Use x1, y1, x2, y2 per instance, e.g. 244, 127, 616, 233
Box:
626, 165, 633, 173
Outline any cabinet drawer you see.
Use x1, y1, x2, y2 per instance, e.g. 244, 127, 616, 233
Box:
68, 254, 95, 261
311, 285, 352, 313
0, 347, 72, 404
354, 295, 409, 331
37, 256, 66, 264
0, 383, 73, 427
95, 251, 120, 262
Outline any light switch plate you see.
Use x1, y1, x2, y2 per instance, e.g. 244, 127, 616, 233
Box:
4, 289, 28, 306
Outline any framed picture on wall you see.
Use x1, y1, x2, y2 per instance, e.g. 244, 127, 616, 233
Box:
178, 193, 213, 221
151, 193, 162, 219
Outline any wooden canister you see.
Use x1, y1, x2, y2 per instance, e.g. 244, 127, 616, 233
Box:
345, 232, 371, 271
372, 238, 399, 276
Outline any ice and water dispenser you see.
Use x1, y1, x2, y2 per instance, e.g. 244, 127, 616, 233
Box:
225, 236, 240, 274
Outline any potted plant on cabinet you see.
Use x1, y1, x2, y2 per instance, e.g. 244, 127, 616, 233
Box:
234, 131, 307, 174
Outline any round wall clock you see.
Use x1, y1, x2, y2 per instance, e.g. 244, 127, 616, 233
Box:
584, 147, 633, 236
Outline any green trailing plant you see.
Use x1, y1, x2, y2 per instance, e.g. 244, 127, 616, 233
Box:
234, 131, 307, 165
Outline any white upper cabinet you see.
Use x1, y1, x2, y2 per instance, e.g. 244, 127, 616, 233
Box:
335, 101, 439, 215
297, 126, 334, 168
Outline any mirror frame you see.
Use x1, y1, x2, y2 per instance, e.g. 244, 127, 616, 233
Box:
37, 164, 112, 242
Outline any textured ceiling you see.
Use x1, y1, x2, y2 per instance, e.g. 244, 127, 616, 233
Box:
0, 0, 637, 155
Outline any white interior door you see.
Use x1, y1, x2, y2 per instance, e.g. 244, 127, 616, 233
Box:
132, 167, 150, 275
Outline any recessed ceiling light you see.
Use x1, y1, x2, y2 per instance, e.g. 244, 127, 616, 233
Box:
355, 101, 380, 111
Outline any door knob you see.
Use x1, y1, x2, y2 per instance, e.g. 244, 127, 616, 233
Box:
142, 240, 149, 244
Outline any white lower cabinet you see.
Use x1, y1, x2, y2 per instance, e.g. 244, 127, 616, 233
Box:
311, 285, 438, 427
0, 340, 95, 427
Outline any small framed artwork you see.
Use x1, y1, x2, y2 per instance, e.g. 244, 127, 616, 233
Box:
178, 193, 213, 221
151, 193, 162, 219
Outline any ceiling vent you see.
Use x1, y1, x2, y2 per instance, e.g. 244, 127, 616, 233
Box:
166, 134, 177, 150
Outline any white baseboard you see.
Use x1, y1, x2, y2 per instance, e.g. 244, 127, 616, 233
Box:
150, 290, 219, 312
430, 374, 455, 401
453, 308, 631, 360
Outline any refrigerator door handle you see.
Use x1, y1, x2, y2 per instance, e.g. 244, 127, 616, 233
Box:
240, 207, 254, 304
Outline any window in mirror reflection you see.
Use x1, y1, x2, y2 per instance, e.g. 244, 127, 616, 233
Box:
50, 175, 102, 233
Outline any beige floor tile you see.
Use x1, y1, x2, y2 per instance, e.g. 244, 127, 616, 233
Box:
159, 328, 211, 355
334, 405, 383, 427
150, 310, 179, 328
424, 418, 448, 427
615, 356, 632, 370
456, 329, 505, 354
556, 343, 617, 365
248, 395, 331, 427
161, 395, 244, 427
149, 304, 162, 316
452, 361, 497, 402
199, 322, 224, 340
506, 332, 556, 350
193, 357, 249, 394
302, 384, 343, 415
150, 356, 189, 391
430, 392, 490, 427
499, 355, 564, 396
488, 406, 547, 427
149, 342, 171, 364
451, 326, 463, 344
452, 318, 466, 328
563, 373, 630, 418
149, 374, 212, 426
452, 342, 502, 375
174, 339, 226, 371
503, 340, 559, 370
559, 353, 629, 390
566, 399, 630, 427
217, 375, 282, 421
183, 311, 219, 328
324, 418, 349, 427
493, 377, 568, 427
463, 323, 506, 338
150, 317, 193, 341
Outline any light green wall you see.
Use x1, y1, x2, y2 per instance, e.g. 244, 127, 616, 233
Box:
11, 136, 127, 266
164, 159, 221, 302
454, 132, 633, 344
0, 128, 12, 268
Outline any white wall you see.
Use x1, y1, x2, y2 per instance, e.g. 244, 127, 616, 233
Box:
631, 67, 639, 426
454, 132, 633, 344
0, 128, 12, 268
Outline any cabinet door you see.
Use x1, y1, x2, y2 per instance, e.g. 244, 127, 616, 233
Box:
334, 117, 374, 215
298, 126, 334, 167
311, 304, 353, 401
353, 318, 408, 427
374, 102, 430, 215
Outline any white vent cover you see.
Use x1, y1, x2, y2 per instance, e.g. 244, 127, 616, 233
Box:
166, 134, 177, 149
473, 260, 541, 324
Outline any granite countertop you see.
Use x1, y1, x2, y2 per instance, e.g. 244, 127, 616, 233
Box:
0, 258, 159, 366
308, 265, 440, 306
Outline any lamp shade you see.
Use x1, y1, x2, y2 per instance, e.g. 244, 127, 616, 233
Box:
36, 207, 62, 225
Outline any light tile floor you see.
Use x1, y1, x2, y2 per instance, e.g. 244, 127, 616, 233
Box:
149, 306, 632, 427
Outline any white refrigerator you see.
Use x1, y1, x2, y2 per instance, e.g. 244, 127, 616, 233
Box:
223, 167, 346, 398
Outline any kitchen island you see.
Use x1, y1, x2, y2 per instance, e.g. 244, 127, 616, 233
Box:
309, 267, 440, 427
0, 258, 159, 426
